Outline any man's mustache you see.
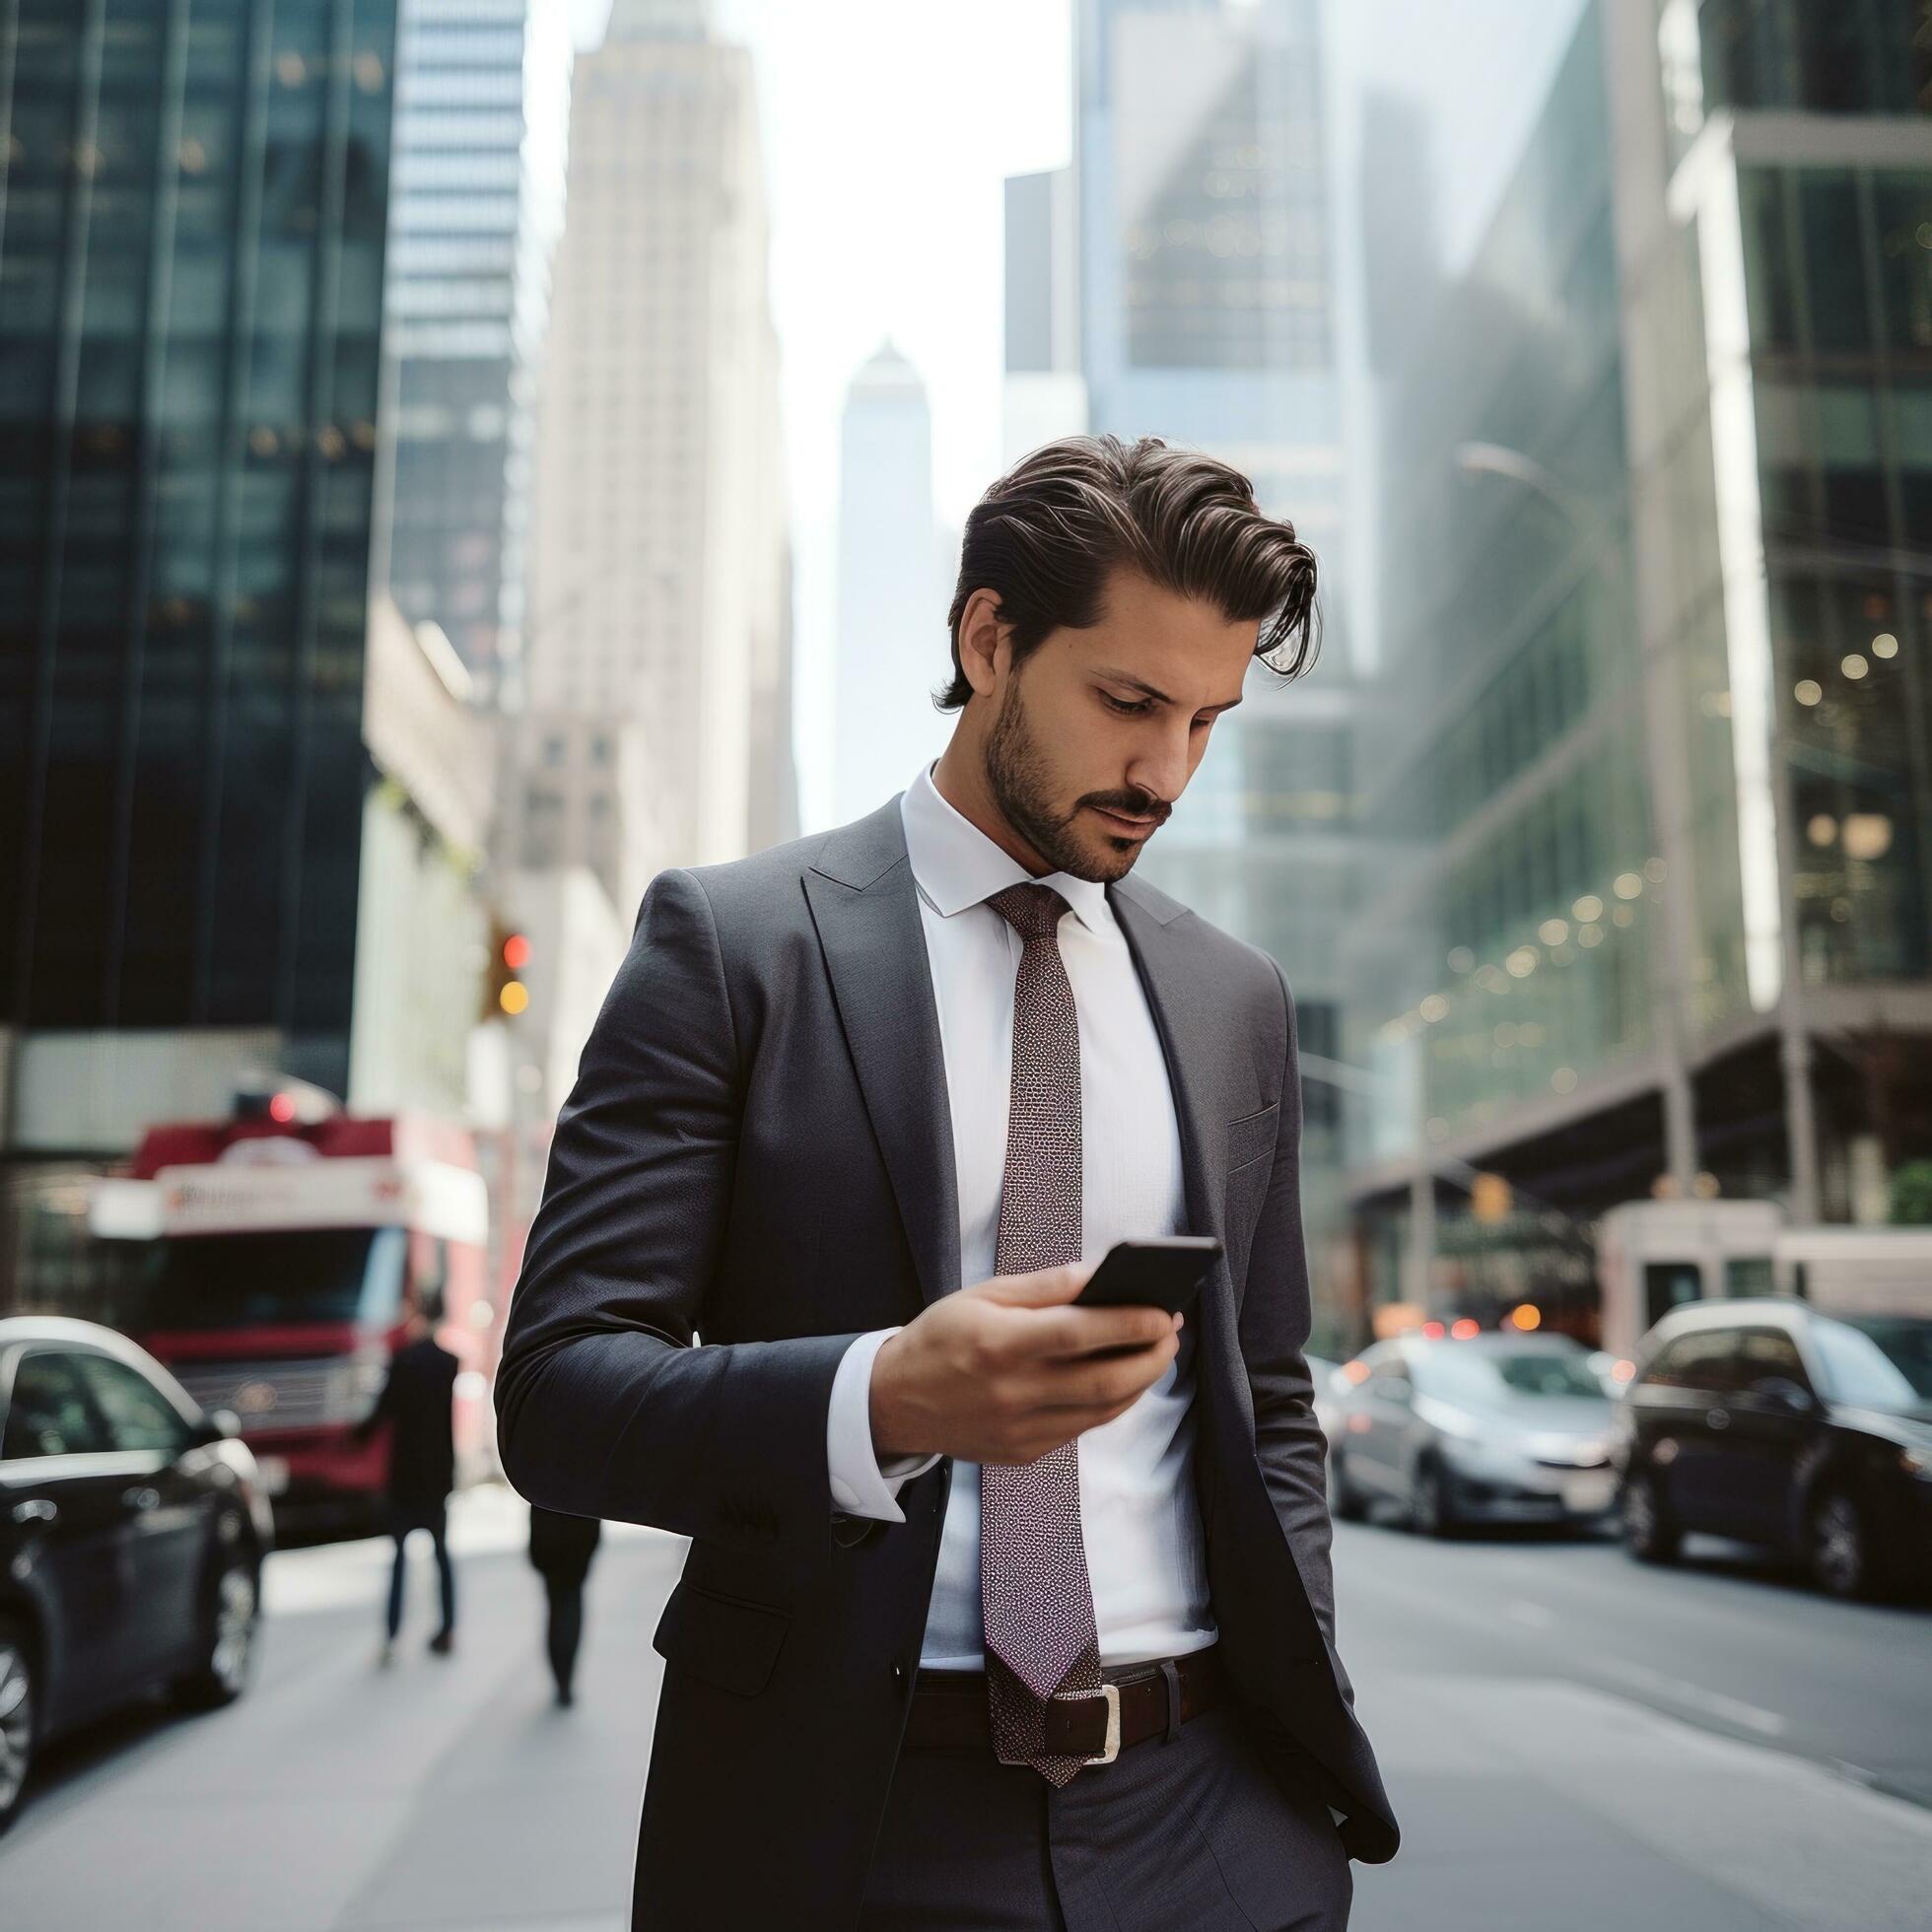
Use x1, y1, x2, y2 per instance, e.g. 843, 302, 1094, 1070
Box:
1081, 794, 1171, 824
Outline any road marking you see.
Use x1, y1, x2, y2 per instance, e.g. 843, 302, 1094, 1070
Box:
1593, 1654, 1789, 1737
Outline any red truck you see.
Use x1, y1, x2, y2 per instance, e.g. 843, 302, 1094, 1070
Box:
112, 1095, 496, 1535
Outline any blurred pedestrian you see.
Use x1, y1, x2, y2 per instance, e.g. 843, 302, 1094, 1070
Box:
527, 1506, 602, 1706
355, 1289, 458, 1666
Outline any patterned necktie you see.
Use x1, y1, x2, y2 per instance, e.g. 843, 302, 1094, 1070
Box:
980, 881, 1103, 1785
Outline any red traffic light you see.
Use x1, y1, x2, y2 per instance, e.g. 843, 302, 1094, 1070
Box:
502, 932, 531, 971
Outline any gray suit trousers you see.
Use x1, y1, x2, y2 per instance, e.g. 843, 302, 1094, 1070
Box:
860, 1702, 1353, 1931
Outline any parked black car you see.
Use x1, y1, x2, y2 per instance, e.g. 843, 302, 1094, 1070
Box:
0, 1317, 274, 1834
1618, 1298, 1932, 1600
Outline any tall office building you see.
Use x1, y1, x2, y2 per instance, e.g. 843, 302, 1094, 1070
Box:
350, 594, 495, 1118
1345, 2, 1932, 1323
524, 0, 794, 877
1002, 167, 1086, 463
381, 0, 573, 702
1027, 0, 1356, 1336
0, 0, 401, 1155
832, 343, 954, 823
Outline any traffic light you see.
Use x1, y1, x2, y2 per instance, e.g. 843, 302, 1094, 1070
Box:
482, 918, 531, 1020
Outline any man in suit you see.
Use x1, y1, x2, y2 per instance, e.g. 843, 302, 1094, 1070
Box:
357, 1290, 459, 1665
497, 434, 1397, 1929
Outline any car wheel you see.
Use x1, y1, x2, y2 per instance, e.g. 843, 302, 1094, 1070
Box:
1328, 1450, 1367, 1523
1409, 1458, 1458, 1538
0, 1618, 37, 1838
1622, 1468, 1680, 1564
1808, 1488, 1879, 1602
175, 1552, 260, 1709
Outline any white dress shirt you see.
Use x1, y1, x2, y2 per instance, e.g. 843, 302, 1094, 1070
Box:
824, 763, 1217, 1670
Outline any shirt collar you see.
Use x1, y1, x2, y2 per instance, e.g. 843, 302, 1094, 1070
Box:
900, 763, 1111, 935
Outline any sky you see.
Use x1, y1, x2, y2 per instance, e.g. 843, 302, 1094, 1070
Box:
567, 0, 1589, 826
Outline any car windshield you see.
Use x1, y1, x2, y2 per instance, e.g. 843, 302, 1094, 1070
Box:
1807, 1315, 1932, 1412
1416, 1347, 1605, 1404
137, 1226, 406, 1332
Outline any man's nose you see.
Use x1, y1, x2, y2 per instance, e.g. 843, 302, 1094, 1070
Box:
1127, 726, 1192, 810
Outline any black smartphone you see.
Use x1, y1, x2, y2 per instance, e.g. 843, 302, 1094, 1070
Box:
1075, 1236, 1222, 1316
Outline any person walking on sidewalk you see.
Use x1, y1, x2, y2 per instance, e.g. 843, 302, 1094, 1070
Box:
528, 1506, 602, 1706
357, 1291, 458, 1666
499, 436, 1396, 1928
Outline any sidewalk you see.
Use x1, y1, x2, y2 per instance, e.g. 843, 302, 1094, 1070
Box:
7, 1488, 1928, 1929
2, 1488, 677, 1932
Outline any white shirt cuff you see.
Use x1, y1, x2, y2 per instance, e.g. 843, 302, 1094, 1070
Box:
827, 1327, 940, 1522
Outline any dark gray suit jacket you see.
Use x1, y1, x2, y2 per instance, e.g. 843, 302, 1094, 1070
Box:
495, 796, 1398, 1928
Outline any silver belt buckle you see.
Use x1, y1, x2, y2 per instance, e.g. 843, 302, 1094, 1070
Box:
1055, 1682, 1121, 1766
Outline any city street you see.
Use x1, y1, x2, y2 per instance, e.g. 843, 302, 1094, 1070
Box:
3, 1488, 1927, 1930
4, 1, 1929, 1927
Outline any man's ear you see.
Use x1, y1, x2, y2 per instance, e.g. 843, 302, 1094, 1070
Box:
955, 588, 1007, 700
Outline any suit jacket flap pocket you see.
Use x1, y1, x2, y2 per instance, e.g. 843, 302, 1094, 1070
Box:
653, 1580, 791, 1696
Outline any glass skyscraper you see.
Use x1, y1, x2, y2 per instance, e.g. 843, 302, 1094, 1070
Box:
382, 0, 570, 701
1069, 0, 1356, 1338
0, 0, 400, 1132
1345, 0, 1932, 1327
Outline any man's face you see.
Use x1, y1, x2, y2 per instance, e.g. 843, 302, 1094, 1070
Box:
981, 570, 1254, 884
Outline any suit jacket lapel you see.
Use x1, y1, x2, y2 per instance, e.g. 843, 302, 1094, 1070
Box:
1108, 874, 1230, 1246
1110, 875, 1250, 1421
803, 799, 962, 1309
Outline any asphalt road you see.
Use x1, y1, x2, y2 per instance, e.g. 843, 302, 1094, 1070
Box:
1333, 1510, 1932, 1810
2, 1488, 1927, 1930
1331, 1511, 1932, 1930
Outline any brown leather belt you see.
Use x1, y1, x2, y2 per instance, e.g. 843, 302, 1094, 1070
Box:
902, 1646, 1223, 1764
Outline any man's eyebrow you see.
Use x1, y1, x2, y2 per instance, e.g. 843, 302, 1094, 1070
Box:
1095, 667, 1244, 712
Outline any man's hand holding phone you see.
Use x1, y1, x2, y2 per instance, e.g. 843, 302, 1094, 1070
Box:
869, 1262, 1182, 1467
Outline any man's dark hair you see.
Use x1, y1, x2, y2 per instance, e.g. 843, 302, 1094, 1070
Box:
936, 434, 1320, 712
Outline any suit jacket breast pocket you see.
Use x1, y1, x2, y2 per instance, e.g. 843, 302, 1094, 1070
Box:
1223, 1106, 1281, 1296
653, 1580, 791, 1696
1224, 1101, 1279, 1181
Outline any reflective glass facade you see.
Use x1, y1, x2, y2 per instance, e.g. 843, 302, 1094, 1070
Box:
0, 0, 399, 1094
1347, 16, 1652, 1155
1744, 159, 1932, 990
1672, 0, 1932, 121
384, 0, 569, 699
1074, 0, 1354, 1335
1346, 0, 1932, 1291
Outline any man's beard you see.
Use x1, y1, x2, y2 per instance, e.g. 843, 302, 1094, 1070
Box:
983, 676, 1165, 884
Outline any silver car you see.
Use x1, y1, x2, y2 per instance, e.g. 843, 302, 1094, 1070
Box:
1326, 1333, 1619, 1535
1307, 1353, 1344, 1449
